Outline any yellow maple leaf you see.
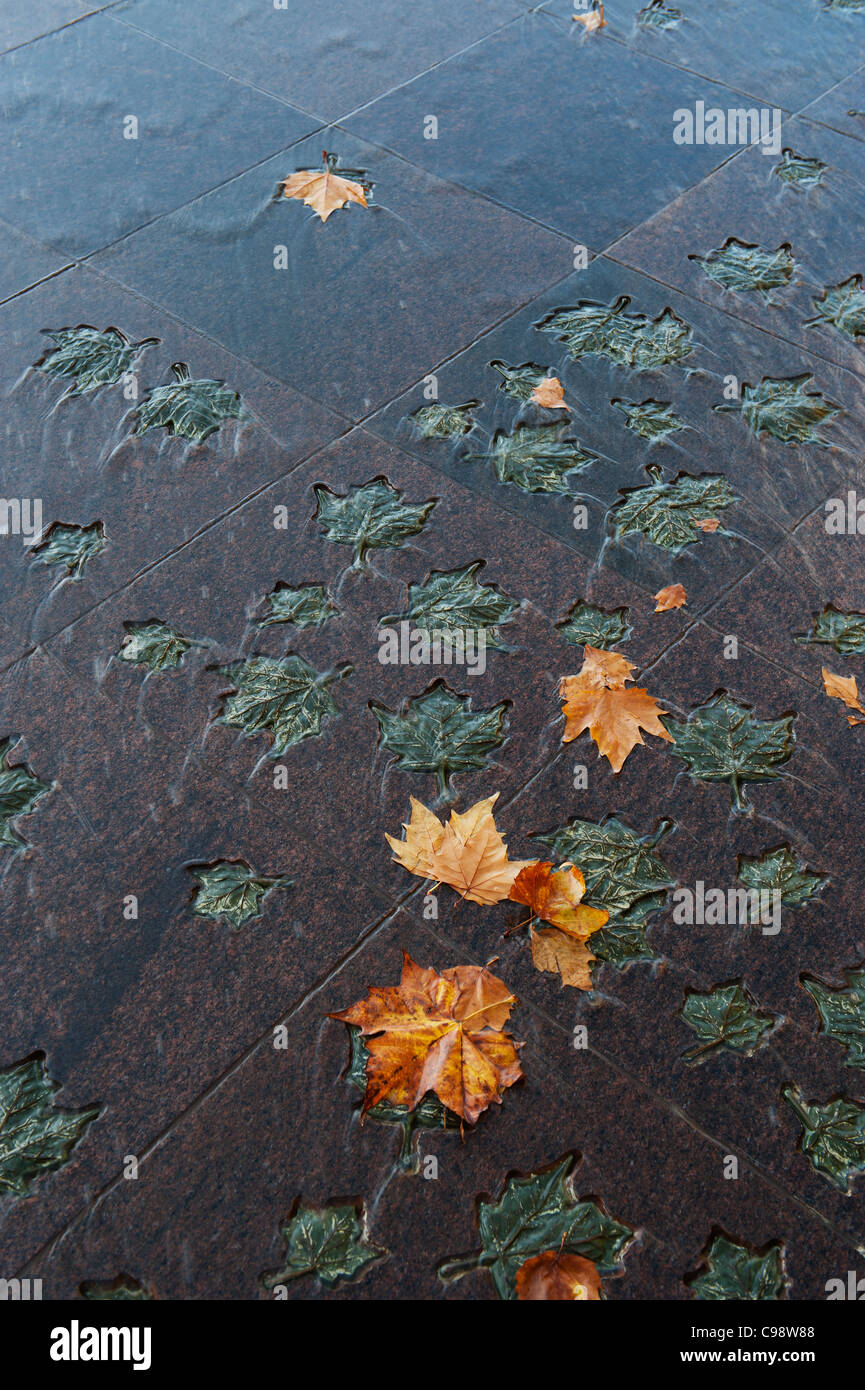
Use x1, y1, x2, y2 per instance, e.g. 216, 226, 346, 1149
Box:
385, 795, 535, 905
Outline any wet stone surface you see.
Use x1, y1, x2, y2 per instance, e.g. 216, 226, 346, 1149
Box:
2, 0, 865, 1302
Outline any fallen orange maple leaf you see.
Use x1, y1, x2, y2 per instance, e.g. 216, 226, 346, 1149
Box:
822, 666, 865, 715
386, 795, 534, 905
509, 861, 608, 938
330, 952, 522, 1123
531, 376, 570, 410
694, 518, 720, 533
281, 152, 368, 223
559, 645, 672, 772
516, 1250, 602, 1300
654, 583, 687, 613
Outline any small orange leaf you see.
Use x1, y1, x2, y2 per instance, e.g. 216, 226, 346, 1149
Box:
281, 152, 368, 223
574, 2, 606, 30
510, 861, 608, 939
694, 518, 720, 533
822, 666, 865, 715
531, 377, 570, 410
330, 952, 522, 1124
654, 583, 687, 613
516, 1250, 602, 1300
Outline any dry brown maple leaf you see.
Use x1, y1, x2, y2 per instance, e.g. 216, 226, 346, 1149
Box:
694, 518, 720, 533
654, 583, 687, 613
281, 153, 368, 223
330, 951, 522, 1124
386, 795, 534, 905
509, 861, 608, 938
559, 645, 672, 773
516, 1250, 602, 1300
531, 376, 570, 410
822, 666, 865, 715
530, 928, 596, 990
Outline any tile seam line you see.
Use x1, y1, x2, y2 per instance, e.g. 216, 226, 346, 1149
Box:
0, 3, 125, 60
110, 5, 530, 131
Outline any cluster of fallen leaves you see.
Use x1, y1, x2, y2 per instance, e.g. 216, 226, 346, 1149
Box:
386, 793, 608, 988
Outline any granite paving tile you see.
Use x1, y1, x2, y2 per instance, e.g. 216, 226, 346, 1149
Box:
543, 0, 865, 112
614, 116, 865, 378
115, 0, 524, 124
0, 219, 70, 305
801, 68, 865, 144
0, 0, 92, 56
345, 9, 760, 247
92, 128, 572, 420
0, 11, 315, 257
0, 264, 347, 666
20, 915, 862, 1297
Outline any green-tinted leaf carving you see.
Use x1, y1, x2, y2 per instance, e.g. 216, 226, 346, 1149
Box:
537, 815, 675, 918
723, 374, 839, 445
36, 325, 157, 395
809, 276, 865, 340
773, 149, 827, 187
313, 477, 436, 566
637, 0, 682, 26
557, 599, 632, 649
438, 1154, 634, 1300
410, 401, 478, 438
345, 1026, 460, 1172
259, 583, 337, 629
796, 604, 865, 654
802, 965, 865, 1069
218, 654, 349, 756
118, 620, 197, 672
661, 693, 796, 812
738, 845, 826, 913
613, 398, 686, 440
262, 1202, 386, 1290
80, 1275, 154, 1301
782, 1085, 865, 1191
0, 737, 50, 849
380, 563, 519, 650
33, 521, 106, 579
682, 983, 776, 1062
135, 363, 243, 442
371, 680, 508, 800
189, 859, 293, 930
592, 921, 661, 965
687, 1233, 787, 1300
489, 359, 554, 400
468, 423, 597, 493
611, 464, 737, 550
537, 295, 693, 368
538, 815, 675, 965
826, 0, 865, 12
691, 239, 795, 302
0, 1054, 98, 1196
